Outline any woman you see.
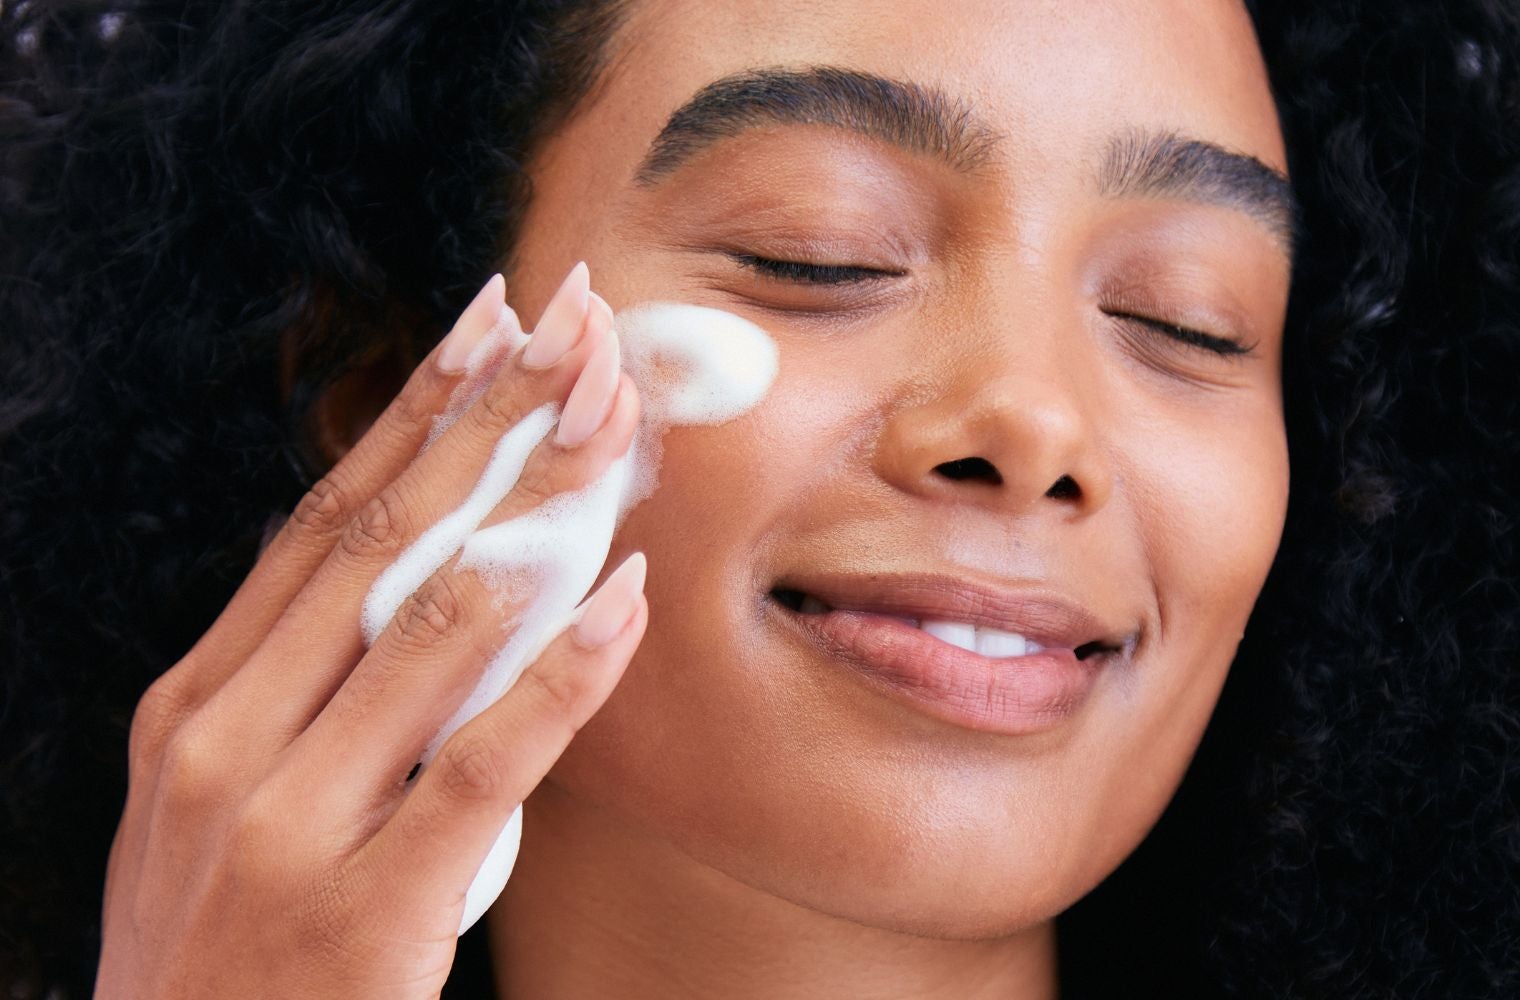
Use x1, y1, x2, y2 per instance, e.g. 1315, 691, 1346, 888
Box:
2, 1, 1516, 997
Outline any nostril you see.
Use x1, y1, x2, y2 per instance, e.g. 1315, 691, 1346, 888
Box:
1045, 475, 1080, 500
935, 457, 1003, 485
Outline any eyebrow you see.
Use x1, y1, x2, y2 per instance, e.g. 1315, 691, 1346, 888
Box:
1099, 129, 1300, 256
633, 66, 1000, 183
635, 65, 1299, 259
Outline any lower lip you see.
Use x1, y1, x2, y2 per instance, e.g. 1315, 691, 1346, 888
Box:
778, 605, 1102, 735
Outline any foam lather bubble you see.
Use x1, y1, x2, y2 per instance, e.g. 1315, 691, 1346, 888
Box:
358, 300, 778, 932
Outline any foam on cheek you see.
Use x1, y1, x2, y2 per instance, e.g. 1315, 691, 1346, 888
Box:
358, 300, 777, 932
619, 301, 777, 424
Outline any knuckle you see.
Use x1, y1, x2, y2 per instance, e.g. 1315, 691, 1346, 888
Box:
156, 722, 222, 805
476, 381, 527, 429
384, 378, 437, 442
288, 475, 349, 539
437, 735, 509, 803
128, 673, 192, 772
392, 573, 472, 649
507, 453, 560, 511
339, 489, 412, 560
522, 656, 596, 721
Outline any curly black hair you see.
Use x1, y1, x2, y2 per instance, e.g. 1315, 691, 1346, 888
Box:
2, 1, 1516, 997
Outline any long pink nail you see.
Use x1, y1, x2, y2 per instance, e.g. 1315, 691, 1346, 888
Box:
588, 289, 614, 332
573, 552, 647, 648
521, 261, 590, 369
438, 274, 505, 373
554, 318, 620, 447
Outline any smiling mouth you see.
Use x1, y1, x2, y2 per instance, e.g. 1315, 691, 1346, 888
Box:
766, 579, 1128, 735
768, 587, 1122, 662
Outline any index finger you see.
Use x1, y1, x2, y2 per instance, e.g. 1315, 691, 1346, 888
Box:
173, 274, 519, 702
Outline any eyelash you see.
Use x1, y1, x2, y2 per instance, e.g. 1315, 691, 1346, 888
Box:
1106, 312, 1252, 357
730, 253, 899, 286
732, 253, 1250, 357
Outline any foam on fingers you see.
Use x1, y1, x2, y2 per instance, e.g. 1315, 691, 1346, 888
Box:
360, 298, 778, 932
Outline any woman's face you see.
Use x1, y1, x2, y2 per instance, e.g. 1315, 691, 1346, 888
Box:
503, 0, 1291, 934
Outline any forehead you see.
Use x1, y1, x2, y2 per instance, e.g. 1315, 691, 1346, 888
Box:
603, 0, 1286, 177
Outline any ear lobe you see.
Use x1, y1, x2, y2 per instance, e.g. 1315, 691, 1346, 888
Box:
278, 288, 422, 470
307, 356, 410, 466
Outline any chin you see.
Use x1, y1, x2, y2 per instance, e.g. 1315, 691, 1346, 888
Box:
555, 653, 1156, 941
541, 523, 1224, 944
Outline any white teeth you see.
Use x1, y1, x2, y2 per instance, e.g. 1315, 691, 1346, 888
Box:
975, 627, 1029, 658
921, 619, 1039, 658
791, 597, 1044, 656
921, 620, 977, 653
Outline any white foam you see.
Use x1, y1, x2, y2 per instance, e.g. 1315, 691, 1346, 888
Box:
618, 302, 777, 424
361, 402, 558, 645
358, 300, 777, 933
423, 306, 532, 450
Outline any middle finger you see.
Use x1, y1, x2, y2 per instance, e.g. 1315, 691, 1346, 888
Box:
285, 365, 640, 821
202, 264, 606, 754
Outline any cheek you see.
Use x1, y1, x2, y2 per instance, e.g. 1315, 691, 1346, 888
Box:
1086, 402, 1289, 845
536, 358, 940, 914
538, 378, 816, 790
1145, 407, 1289, 650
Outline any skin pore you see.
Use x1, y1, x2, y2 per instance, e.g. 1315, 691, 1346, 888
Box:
370, 0, 1294, 996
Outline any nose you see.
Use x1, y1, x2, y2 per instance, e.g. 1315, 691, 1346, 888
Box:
873, 342, 1114, 517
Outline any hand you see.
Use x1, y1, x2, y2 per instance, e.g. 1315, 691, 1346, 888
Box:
95, 264, 646, 999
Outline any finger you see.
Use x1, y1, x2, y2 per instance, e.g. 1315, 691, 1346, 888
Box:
354, 553, 648, 913
110, 276, 519, 892
362, 308, 624, 642
283, 368, 640, 812
204, 267, 605, 753
158, 273, 515, 709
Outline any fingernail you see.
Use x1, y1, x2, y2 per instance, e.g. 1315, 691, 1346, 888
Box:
573, 552, 647, 648
554, 318, 620, 447
521, 261, 590, 369
438, 273, 506, 373
588, 289, 614, 331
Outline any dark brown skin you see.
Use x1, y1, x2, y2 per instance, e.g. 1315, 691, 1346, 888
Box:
97, 1, 1290, 998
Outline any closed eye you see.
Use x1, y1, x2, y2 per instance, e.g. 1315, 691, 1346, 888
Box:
1103, 310, 1254, 357
730, 255, 1253, 357
729, 253, 903, 285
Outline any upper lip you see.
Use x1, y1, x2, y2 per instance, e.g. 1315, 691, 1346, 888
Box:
771, 571, 1135, 655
